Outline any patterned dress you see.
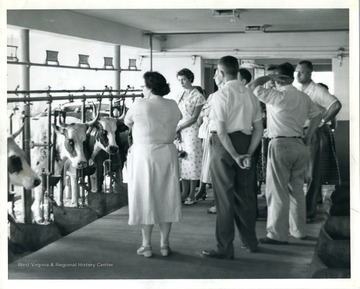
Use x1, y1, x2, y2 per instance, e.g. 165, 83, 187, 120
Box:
320, 124, 341, 185
177, 88, 206, 180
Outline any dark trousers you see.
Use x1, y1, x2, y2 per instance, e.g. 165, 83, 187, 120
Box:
210, 132, 258, 256
305, 127, 326, 219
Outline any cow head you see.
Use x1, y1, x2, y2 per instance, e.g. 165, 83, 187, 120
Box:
90, 104, 126, 155
8, 126, 41, 190
53, 104, 100, 168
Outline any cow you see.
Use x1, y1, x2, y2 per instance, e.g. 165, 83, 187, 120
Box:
8, 125, 41, 190
61, 103, 128, 193
30, 105, 100, 223
8, 125, 41, 222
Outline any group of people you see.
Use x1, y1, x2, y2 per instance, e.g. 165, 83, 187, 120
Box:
123, 56, 341, 259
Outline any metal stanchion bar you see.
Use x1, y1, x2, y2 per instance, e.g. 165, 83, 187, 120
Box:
8, 89, 142, 94
7, 94, 143, 103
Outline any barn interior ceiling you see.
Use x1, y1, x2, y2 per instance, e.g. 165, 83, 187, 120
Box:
7, 8, 350, 67
72, 9, 349, 34
70, 8, 349, 66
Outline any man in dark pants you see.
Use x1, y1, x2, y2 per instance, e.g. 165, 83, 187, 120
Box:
202, 56, 263, 259
295, 61, 342, 221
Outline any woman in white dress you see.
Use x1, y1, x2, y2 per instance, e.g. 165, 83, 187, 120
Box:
175, 69, 206, 205
125, 71, 182, 258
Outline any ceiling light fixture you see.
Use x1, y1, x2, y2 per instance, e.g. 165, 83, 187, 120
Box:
212, 9, 241, 21
244, 25, 268, 33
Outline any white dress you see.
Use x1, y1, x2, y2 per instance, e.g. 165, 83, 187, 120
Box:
198, 93, 214, 184
124, 97, 182, 225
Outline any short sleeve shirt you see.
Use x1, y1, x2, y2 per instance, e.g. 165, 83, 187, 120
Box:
303, 80, 339, 117
253, 84, 321, 138
209, 80, 262, 135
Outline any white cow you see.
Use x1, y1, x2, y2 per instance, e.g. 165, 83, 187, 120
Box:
8, 125, 41, 190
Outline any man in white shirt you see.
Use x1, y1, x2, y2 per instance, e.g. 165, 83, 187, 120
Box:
295, 61, 342, 221
248, 62, 322, 244
202, 56, 263, 259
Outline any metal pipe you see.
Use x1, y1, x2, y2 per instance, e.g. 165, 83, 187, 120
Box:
149, 34, 153, 72
20, 29, 32, 224
7, 93, 143, 103
45, 96, 52, 222
8, 88, 142, 94
144, 28, 349, 36
115, 45, 121, 97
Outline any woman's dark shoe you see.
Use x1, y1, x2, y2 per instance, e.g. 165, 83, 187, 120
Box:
195, 190, 207, 201
184, 197, 196, 205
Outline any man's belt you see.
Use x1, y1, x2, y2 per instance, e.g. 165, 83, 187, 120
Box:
271, 136, 302, 139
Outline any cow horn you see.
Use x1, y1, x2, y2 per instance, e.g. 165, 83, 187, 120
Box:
118, 107, 127, 121
11, 124, 24, 139
59, 114, 68, 128
86, 102, 100, 126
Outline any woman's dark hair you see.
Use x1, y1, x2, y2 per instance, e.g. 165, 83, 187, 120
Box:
143, 71, 170, 96
193, 86, 205, 95
176, 68, 194, 83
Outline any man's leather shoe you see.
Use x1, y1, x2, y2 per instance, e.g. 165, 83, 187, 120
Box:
240, 245, 258, 253
201, 249, 233, 260
259, 237, 288, 245
289, 235, 308, 240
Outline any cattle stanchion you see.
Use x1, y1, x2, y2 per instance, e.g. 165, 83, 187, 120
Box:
8, 87, 143, 223
77, 168, 92, 207
45, 94, 53, 223
102, 151, 121, 193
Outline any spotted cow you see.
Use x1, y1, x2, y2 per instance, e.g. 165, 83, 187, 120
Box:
30, 106, 100, 223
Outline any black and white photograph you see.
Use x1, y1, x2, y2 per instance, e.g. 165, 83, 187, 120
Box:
2, 1, 359, 289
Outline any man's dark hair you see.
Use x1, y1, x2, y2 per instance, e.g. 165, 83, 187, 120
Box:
238, 68, 252, 84
267, 65, 277, 72
275, 62, 295, 79
298, 60, 313, 72
218, 56, 239, 76
318, 82, 329, 90
176, 68, 195, 83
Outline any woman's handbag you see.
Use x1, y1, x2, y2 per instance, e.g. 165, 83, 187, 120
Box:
175, 139, 187, 159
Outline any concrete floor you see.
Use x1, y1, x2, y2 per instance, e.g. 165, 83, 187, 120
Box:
8, 186, 330, 281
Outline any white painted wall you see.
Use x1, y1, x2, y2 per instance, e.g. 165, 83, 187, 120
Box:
333, 57, 349, 121
141, 56, 203, 101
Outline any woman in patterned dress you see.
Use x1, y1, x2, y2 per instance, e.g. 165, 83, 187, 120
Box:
125, 71, 182, 258
176, 68, 206, 205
